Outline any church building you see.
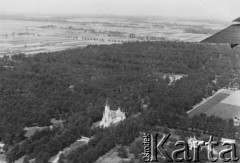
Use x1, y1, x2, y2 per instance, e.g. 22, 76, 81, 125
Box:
99, 99, 126, 128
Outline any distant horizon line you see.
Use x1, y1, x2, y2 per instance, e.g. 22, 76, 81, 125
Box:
0, 11, 231, 23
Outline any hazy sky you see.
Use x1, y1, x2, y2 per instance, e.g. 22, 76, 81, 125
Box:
0, 0, 240, 21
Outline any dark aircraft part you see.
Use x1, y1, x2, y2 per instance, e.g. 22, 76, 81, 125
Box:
233, 17, 240, 22
231, 43, 239, 49
201, 19, 240, 75
201, 24, 240, 45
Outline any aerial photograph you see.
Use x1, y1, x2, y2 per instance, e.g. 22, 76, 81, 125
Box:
0, 0, 240, 163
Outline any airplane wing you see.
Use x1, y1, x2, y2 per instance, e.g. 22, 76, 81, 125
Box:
201, 24, 240, 47
233, 17, 240, 22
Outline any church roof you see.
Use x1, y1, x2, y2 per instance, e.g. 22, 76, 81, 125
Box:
110, 109, 124, 119
110, 110, 118, 119
201, 24, 240, 44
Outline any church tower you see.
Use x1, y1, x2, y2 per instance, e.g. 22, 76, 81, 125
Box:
99, 98, 126, 128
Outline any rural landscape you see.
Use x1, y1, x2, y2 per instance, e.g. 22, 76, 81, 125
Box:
0, 14, 225, 57
0, 1, 240, 163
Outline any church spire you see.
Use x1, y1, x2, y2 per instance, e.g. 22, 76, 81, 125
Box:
106, 97, 109, 106
98, 97, 126, 128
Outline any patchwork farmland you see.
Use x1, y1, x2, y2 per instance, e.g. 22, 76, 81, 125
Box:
0, 17, 225, 57
188, 89, 240, 120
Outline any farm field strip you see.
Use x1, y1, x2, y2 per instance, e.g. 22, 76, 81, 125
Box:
0, 18, 224, 56
205, 103, 240, 119
188, 90, 231, 117
188, 89, 240, 120
221, 91, 240, 106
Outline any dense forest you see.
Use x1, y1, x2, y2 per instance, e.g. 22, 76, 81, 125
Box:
0, 41, 239, 162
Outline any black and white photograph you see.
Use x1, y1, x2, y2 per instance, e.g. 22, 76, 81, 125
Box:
0, 0, 240, 162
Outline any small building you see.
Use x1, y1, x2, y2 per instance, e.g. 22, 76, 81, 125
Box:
99, 99, 126, 128
0, 142, 4, 154
68, 85, 75, 92
187, 136, 204, 150
234, 117, 240, 126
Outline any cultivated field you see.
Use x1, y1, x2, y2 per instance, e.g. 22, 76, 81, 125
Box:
0, 16, 225, 56
188, 89, 240, 120
205, 103, 240, 119
188, 92, 230, 117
